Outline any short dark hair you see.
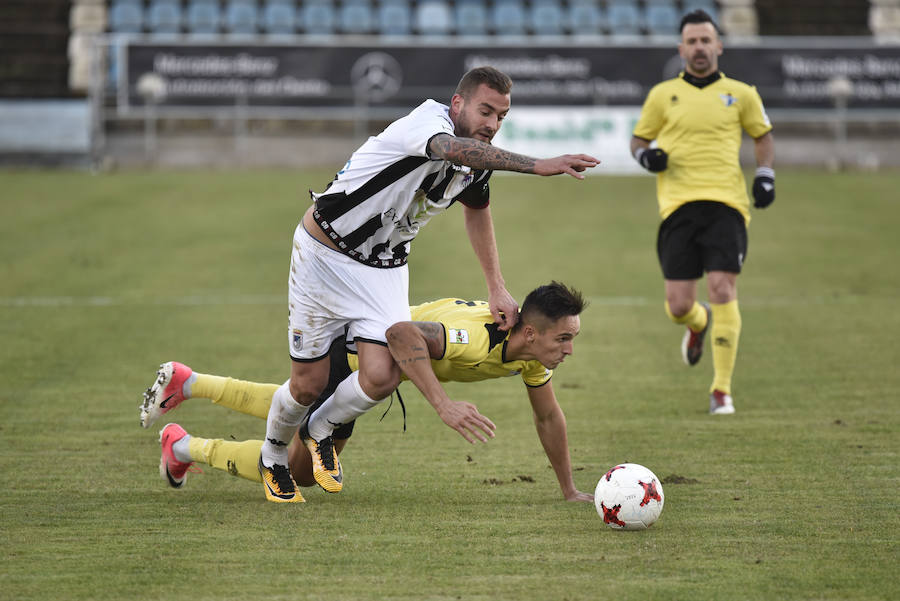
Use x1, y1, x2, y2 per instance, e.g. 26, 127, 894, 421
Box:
455, 66, 513, 98
516, 281, 586, 332
679, 9, 721, 34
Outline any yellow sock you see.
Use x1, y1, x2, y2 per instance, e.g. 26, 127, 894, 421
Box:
709, 300, 741, 395
665, 300, 708, 333
188, 437, 264, 483
191, 373, 278, 420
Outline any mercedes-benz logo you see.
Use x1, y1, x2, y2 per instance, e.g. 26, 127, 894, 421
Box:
350, 52, 403, 102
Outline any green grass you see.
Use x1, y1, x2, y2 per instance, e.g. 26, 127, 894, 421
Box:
1, 169, 898, 601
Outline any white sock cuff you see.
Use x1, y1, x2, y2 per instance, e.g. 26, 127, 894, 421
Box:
182, 373, 197, 399
307, 372, 384, 440
349, 371, 379, 405
262, 381, 308, 466
274, 380, 308, 422
171, 435, 192, 463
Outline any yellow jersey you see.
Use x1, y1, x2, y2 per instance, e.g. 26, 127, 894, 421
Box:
633, 72, 772, 222
348, 298, 552, 387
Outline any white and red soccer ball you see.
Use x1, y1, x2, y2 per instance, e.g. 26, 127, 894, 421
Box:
595, 463, 665, 530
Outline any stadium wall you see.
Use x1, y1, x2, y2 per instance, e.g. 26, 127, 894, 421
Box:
93, 37, 900, 170
4, 31, 900, 169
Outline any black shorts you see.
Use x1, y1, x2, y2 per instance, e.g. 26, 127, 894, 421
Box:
657, 201, 748, 280
302, 336, 356, 440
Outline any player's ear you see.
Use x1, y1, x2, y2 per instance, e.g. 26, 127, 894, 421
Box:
450, 93, 464, 115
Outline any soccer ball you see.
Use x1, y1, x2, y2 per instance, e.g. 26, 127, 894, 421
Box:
594, 463, 664, 530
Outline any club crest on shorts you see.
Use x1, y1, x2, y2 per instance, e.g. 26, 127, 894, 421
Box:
448, 328, 469, 344
292, 329, 303, 352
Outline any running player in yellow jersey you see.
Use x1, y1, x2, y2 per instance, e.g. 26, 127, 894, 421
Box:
630, 10, 776, 415
143, 282, 594, 503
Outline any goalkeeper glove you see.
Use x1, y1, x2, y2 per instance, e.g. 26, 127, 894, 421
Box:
634, 147, 668, 173
752, 167, 775, 208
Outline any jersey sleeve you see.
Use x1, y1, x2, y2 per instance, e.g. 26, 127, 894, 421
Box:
400, 103, 455, 158
632, 83, 667, 141
453, 171, 491, 209
522, 361, 552, 387
740, 85, 773, 138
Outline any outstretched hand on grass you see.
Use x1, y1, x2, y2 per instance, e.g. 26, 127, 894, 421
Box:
565, 490, 594, 503
436, 399, 496, 444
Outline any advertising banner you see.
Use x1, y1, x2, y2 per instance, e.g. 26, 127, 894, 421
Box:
123, 40, 900, 111
491, 107, 645, 175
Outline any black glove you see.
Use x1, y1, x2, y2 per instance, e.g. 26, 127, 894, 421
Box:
635, 147, 668, 173
752, 167, 775, 208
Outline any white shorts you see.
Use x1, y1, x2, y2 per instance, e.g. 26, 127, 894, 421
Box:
288, 223, 411, 361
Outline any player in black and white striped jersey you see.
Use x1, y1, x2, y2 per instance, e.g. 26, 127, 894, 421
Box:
310, 98, 494, 269
259, 66, 599, 503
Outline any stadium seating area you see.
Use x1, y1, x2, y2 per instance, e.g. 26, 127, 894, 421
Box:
91, 0, 731, 91
1, 0, 896, 98
100, 0, 731, 37
95, 0, 900, 40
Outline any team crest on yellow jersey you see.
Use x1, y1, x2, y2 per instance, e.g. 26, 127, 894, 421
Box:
448, 328, 469, 344
720, 93, 738, 107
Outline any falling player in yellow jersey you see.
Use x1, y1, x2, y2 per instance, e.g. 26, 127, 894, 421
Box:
143, 282, 593, 503
630, 9, 776, 415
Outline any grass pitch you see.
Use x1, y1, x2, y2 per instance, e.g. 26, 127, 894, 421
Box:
1, 168, 898, 601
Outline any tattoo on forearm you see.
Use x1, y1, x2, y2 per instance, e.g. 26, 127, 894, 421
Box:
397, 344, 428, 370
398, 354, 429, 368
431, 136, 536, 173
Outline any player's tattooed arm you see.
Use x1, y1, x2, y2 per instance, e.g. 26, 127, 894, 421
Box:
429, 134, 536, 173
386, 321, 444, 370
429, 133, 599, 179
413, 321, 447, 359
386, 319, 496, 443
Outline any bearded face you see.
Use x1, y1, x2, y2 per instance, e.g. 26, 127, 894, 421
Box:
450, 83, 511, 144
679, 22, 723, 77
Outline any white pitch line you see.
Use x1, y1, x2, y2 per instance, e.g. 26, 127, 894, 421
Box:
0, 295, 285, 307
0, 294, 653, 308
0, 294, 875, 309
587, 296, 651, 306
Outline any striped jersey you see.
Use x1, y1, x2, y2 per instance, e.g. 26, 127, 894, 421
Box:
311, 99, 492, 268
